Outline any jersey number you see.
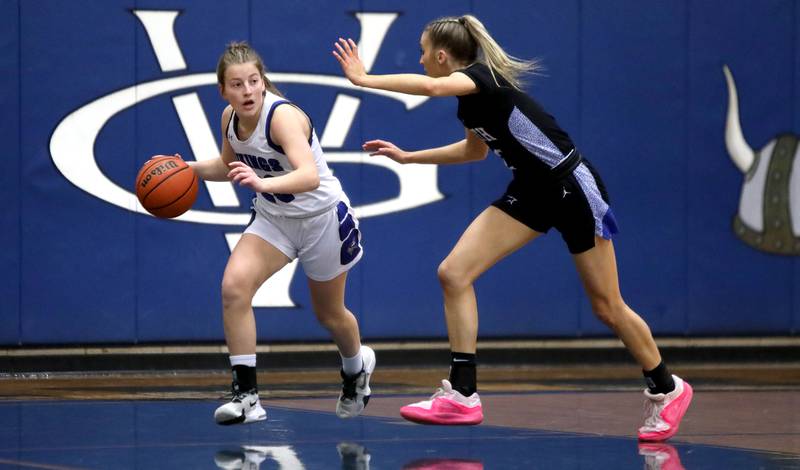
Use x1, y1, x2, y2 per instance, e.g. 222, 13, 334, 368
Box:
260, 159, 296, 204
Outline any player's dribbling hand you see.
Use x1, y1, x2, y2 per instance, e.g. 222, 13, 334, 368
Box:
332, 38, 367, 86
363, 139, 410, 164
227, 161, 265, 192
145, 153, 180, 165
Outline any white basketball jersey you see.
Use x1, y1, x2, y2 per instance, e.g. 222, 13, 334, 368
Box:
226, 92, 343, 218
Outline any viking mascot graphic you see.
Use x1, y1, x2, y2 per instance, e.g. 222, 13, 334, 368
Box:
723, 65, 800, 256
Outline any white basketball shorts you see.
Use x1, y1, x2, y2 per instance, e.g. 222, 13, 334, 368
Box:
244, 200, 363, 281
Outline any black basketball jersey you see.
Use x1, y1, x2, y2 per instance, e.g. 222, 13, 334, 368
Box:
457, 62, 581, 180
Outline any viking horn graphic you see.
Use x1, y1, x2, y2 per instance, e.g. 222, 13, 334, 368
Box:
723, 65, 754, 172
723, 65, 800, 256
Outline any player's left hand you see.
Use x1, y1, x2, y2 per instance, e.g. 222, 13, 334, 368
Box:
333, 38, 367, 86
363, 139, 411, 164
228, 161, 266, 192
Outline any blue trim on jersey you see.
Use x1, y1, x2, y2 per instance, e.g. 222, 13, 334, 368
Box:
245, 209, 257, 228
265, 100, 291, 154
227, 110, 237, 139
265, 100, 315, 154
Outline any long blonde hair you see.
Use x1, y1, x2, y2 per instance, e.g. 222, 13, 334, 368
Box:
424, 15, 539, 90
216, 41, 283, 97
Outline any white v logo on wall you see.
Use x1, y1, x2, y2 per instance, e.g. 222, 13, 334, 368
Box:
722, 65, 800, 256
49, 10, 445, 307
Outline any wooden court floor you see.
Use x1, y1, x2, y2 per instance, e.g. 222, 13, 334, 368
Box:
1, 362, 798, 462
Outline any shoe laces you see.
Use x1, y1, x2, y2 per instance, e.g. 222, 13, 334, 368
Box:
340, 369, 363, 399
642, 397, 665, 429
426, 379, 460, 401
429, 386, 451, 401
223, 381, 255, 403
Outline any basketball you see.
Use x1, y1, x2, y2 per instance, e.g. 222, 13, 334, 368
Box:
135, 155, 198, 218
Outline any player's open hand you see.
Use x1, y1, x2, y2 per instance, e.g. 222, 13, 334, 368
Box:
363, 139, 411, 164
333, 38, 367, 86
228, 161, 265, 192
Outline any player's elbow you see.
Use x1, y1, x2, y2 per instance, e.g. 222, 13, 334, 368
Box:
303, 170, 320, 192
424, 79, 451, 97
420, 80, 438, 96
465, 147, 489, 162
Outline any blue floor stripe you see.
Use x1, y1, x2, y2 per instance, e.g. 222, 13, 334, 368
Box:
0, 400, 796, 469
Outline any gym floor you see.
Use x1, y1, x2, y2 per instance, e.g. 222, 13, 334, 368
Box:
1, 354, 799, 469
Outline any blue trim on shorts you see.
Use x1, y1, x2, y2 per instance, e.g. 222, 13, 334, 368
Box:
340, 228, 361, 265
336, 201, 348, 222
601, 208, 619, 239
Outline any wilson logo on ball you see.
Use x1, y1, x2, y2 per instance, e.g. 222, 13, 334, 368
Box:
135, 155, 198, 219
139, 159, 181, 190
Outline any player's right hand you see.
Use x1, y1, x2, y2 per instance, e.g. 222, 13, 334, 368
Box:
333, 37, 367, 86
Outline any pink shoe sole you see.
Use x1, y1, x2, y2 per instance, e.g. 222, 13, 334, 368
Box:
639, 382, 694, 442
400, 406, 483, 425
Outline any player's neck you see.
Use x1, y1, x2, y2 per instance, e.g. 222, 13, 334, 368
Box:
236, 106, 262, 140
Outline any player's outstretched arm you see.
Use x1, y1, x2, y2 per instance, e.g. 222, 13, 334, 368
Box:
364, 129, 488, 165
332, 38, 476, 97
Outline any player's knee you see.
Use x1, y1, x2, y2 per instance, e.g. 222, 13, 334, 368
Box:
315, 307, 350, 331
590, 297, 626, 328
221, 272, 253, 310
437, 259, 471, 291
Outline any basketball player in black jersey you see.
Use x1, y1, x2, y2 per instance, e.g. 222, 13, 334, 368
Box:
334, 15, 691, 441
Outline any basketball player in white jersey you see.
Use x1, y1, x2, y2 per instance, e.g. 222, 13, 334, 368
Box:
186, 42, 375, 425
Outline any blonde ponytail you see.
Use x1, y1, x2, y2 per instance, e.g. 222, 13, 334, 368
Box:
425, 15, 539, 90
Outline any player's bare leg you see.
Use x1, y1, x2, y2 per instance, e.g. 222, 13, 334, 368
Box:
401, 207, 540, 425
572, 237, 693, 441
571, 237, 660, 369
308, 272, 375, 418
222, 234, 290, 356
308, 272, 361, 357
214, 234, 289, 425
438, 206, 541, 354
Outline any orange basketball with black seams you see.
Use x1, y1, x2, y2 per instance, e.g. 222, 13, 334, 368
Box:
135, 155, 198, 218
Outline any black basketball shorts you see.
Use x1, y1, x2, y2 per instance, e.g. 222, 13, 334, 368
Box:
491, 161, 619, 254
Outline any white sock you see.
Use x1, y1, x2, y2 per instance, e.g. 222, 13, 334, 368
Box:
341, 347, 363, 376
229, 354, 256, 368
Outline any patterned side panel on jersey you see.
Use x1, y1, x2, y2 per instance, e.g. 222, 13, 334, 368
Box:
507, 106, 567, 168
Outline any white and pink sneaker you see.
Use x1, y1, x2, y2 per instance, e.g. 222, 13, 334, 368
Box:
400, 379, 483, 425
638, 375, 693, 441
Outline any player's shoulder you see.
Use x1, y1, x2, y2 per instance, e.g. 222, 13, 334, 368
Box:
269, 102, 312, 142
460, 62, 490, 79
221, 105, 234, 123
456, 62, 495, 92
271, 101, 309, 126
